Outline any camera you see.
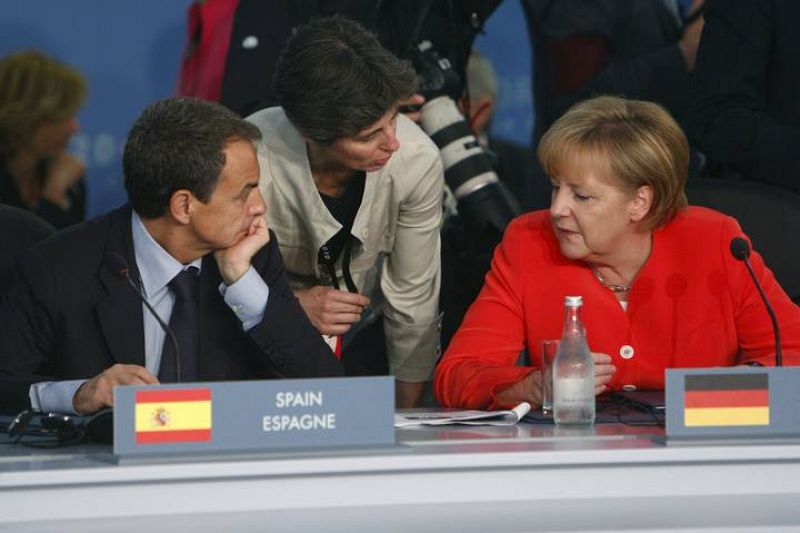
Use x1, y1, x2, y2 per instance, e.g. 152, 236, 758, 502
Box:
410, 40, 519, 240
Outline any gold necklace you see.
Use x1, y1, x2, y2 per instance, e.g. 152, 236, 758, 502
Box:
591, 267, 632, 293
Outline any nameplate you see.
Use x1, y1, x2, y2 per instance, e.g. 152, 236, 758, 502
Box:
113, 376, 395, 456
666, 367, 800, 440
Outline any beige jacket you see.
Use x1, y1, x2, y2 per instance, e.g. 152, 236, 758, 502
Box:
247, 108, 443, 382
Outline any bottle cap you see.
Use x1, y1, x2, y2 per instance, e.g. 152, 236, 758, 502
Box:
565, 295, 583, 307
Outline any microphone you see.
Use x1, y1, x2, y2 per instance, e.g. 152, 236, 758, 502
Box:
729, 237, 782, 366
104, 252, 182, 381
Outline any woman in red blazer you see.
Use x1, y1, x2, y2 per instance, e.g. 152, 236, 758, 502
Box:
435, 96, 800, 410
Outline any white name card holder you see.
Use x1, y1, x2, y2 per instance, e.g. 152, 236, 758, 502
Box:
113, 376, 395, 458
665, 367, 800, 440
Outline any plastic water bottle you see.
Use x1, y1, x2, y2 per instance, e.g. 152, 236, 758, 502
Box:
553, 296, 595, 425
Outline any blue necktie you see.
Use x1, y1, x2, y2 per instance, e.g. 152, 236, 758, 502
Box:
158, 267, 199, 382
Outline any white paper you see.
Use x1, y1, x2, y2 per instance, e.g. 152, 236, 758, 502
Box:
394, 402, 531, 427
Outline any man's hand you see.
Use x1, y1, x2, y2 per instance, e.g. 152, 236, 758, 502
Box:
294, 285, 370, 335
73, 364, 159, 415
398, 94, 426, 123
214, 216, 270, 285
41, 152, 84, 210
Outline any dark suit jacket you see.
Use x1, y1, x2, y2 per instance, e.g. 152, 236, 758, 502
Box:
523, 0, 690, 141
0, 205, 343, 412
690, 0, 800, 191
0, 204, 54, 301
488, 136, 552, 212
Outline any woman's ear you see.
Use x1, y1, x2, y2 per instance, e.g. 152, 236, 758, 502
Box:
169, 189, 193, 225
630, 185, 654, 222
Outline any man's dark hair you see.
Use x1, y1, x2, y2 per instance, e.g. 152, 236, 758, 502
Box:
123, 97, 261, 219
274, 15, 417, 145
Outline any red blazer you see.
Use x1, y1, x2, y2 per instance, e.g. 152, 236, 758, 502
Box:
435, 207, 800, 409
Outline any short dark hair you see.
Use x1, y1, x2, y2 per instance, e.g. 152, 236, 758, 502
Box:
274, 15, 417, 145
123, 97, 261, 218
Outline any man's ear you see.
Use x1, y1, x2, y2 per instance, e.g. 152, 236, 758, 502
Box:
630, 185, 654, 222
169, 189, 193, 225
469, 96, 494, 136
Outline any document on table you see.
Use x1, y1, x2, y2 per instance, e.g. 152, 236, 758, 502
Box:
394, 402, 531, 427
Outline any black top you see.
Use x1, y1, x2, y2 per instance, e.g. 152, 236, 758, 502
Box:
0, 157, 85, 229
690, 0, 800, 190
318, 172, 366, 264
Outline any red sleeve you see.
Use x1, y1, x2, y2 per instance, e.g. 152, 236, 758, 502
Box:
722, 217, 800, 366
434, 219, 536, 409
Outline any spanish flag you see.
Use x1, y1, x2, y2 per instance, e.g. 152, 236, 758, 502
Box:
135, 388, 212, 444
684, 373, 769, 427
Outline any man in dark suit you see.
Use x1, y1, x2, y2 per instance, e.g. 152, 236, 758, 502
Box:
0, 97, 343, 415
690, 0, 800, 191
522, 0, 706, 177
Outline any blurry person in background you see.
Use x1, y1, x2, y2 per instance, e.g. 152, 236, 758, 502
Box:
462, 50, 544, 212
0, 50, 87, 229
690, 0, 800, 191
522, 0, 706, 177
438, 50, 547, 351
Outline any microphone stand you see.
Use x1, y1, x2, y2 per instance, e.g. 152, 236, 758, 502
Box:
105, 253, 182, 382
120, 276, 183, 380
731, 237, 782, 366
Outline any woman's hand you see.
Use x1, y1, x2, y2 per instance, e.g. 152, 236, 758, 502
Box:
496, 352, 615, 408
495, 371, 543, 408
294, 286, 370, 335
593, 352, 616, 395
41, 152, 84, 210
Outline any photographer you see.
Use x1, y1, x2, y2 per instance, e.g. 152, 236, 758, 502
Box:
247, 16, 443, 408
197, 0, 500, 118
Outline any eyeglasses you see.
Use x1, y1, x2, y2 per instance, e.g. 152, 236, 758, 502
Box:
4, 409, 85, 448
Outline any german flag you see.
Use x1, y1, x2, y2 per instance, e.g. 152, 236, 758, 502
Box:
135, 388, 212, 444
684, 374, 769, 427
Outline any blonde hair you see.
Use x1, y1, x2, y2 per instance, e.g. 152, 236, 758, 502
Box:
537, 95, 688, 230
0, 50, 86, 156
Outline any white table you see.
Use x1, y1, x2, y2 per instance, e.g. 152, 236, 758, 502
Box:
2, 420, 800, 532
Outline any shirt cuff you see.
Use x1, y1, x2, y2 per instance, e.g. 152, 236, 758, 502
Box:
219, 266, 269, 331
29, 380, 85, 415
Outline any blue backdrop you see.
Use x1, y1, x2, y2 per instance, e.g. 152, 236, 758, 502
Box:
1, 1, 532, 217
475, 0, 533, 146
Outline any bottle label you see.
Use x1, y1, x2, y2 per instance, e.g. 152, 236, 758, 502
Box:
553, 377, 592, 406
